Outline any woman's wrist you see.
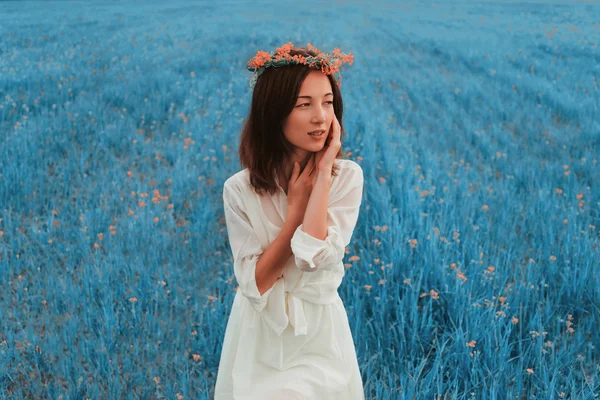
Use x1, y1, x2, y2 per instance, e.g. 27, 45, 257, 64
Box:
316, 165, 332, 181
284, 213, 302, 230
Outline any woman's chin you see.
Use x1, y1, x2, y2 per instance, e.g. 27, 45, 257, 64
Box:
307, 140, 325, 149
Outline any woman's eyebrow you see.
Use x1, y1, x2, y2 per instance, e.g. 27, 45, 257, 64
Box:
297, 92, 333, 99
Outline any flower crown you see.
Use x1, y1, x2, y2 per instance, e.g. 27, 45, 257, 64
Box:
246, 42, 354, 88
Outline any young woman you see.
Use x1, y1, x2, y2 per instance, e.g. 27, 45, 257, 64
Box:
215, 43, 364, 400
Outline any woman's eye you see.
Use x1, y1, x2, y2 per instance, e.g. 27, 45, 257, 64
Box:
298, 101, 334, 107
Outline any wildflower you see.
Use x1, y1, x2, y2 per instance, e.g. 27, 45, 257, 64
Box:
566, 316, 575, 333
349, 255, 360, 262
430, 289, 439, 299
466, 340, 476, 348
512, 317, 519, 324
526, 368, 534, 374
457, 271, 467, 282
246, 42, 353, 88
247, 51, 271, 69
292, 54, 307, 64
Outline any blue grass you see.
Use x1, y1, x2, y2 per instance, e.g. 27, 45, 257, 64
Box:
0, 0, 599, 399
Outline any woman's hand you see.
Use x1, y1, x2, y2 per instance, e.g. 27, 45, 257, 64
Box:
313, 114, 341, 174
286, 153, 316, 226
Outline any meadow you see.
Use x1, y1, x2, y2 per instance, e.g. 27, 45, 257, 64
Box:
1, 0, 599, 398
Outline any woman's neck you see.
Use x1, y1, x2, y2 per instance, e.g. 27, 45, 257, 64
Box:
278, 152, 313, 194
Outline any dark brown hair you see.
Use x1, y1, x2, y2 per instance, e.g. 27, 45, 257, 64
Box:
239, 47, 346, 196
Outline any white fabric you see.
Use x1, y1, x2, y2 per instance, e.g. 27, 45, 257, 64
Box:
214, 159, 365, 400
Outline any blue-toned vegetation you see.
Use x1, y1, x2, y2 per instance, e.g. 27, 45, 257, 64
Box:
1, 1, 599, 399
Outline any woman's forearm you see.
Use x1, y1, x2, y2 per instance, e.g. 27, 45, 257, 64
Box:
301, 167, 331, 240
254, 221, 297, 295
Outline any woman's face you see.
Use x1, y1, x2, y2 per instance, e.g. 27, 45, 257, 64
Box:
282, 70, 334, 154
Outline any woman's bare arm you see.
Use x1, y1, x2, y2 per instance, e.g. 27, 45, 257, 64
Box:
300, 167, 331, 240
255, 219, 300, 295
255, 166, 331, 295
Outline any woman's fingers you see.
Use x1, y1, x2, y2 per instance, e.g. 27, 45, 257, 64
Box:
301, 154, 315, 177
291, 161, 299, 179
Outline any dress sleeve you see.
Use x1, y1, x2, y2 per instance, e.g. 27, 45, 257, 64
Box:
223, 180, 276, 313
290, 162, 364, 272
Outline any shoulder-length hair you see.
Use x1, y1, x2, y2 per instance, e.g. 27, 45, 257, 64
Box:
239, 47, 346, 196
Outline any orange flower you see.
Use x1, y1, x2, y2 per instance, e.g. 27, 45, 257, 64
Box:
342, 54, 354, 64
292, 54, 307, 64
247, 42, 354, 87
248, 51, 271, 69
276, 42, 294, 56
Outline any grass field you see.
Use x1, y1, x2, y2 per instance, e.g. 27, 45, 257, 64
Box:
1, 0, 599, 398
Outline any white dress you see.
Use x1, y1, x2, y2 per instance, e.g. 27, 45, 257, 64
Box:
214, 158, 365, 400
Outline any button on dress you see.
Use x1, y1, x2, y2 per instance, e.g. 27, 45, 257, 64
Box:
214, 159, 365, 400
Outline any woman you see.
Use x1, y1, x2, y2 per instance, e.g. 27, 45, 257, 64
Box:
215, 42, 364, 400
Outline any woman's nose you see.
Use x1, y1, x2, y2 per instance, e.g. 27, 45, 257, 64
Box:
312, 108, 326, 123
